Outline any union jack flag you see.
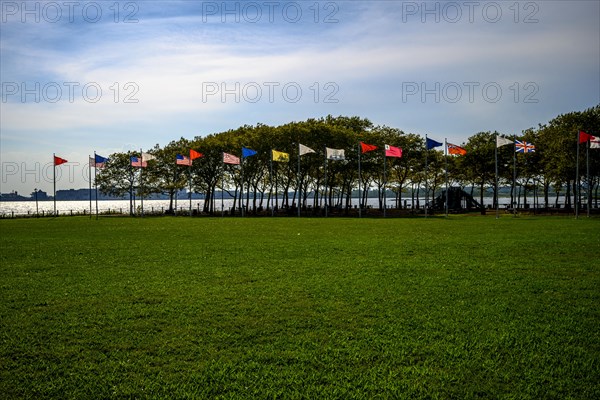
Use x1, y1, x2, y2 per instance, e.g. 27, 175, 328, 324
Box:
515, 140, 535, 153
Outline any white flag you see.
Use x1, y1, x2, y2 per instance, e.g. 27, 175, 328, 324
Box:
496, 136, 513, 148
299, 144, 315, 156
141, 152, 156, 162
326, 147, 345, 161
591, 136, 600, 149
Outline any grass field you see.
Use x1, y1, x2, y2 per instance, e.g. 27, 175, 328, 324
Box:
1, 215, 599, 399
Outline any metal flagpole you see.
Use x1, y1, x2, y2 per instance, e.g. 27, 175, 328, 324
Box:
444, 139, 449, 217
425, 136, 428, 218
241, 153, 244, 217
495, 135, 499, 219
189, 162, 193, 216
53, 153, 56, 216
358, 142, 362, 218
586, 133, 590, 217
94, 152, 99, 219
297, 144, 301, 218
383, 149, 387, 218
512, 136, 517, 217
89, 155, 92, 219
575, 129, 580, 219
324, 147, 328, 217
140, 148, 144, 217
270, 153, 274, 217
221, 156, 225, 217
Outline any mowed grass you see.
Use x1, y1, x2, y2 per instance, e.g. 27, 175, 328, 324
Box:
0, 215, 599, 399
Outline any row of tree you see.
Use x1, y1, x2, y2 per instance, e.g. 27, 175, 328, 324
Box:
96, 106, 600, 215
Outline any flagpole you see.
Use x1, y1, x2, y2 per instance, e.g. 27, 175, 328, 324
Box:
495, 135, 499, 219
575, 130, 580, 219
53, 153, 56, 216
189, 160, 193, 217
241, 152, 244, 217
512, 136, 517, 217
221, 156, 225, 217
140, 148, 144, 217
444, 139, 449, 217
270, 152, 274, 217
383, 149, 387, 218
358, 142, 362, 218
297, 144, 301, 218
89, 154, 92, 219
586, 134, 590, 218
425, 136, 428, 218
94, 152, 99, 219
324, 147, 328, 217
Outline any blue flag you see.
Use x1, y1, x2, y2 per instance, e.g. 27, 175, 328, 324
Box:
242, 147, 257, 158
426, 137, 443, 150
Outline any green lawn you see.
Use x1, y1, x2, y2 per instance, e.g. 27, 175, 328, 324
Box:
1, 216, 599, 399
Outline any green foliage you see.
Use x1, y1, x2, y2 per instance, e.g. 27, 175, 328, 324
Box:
96, 108, 600, 211
1, 217, 599, 398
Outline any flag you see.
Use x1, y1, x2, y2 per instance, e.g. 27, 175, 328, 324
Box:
190, 149, 203, 160
54, 155, 68, 166
579, 131, 593, 143
130, 156, 147, 167
579, 131, 599, 147
176, 154, 192, 166
326, 147, 345, 161
360, 142, 378, 153
242, 147, 257, 158
141, 152, 156, 162
385, 144, 402, 158
515, 140, 535, 153
223, 152, 240, 165
90, 154, 108, 168
426, 137, 443, 149
299, 143, 315, 156
447, 143, 467, 156
272, 150, 289, 162
496, 136, 513, 147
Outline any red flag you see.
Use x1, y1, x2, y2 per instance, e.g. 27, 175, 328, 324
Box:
190, 149, 203, 160
360, 142, 378, 153
385, 144, 402, 158
54, 156, 68, 166
447, 143, 467, 156
579, 131, 593, 143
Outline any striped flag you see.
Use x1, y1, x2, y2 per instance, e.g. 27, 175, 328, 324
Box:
176, 154, 192, 166
130, 156, 147, 167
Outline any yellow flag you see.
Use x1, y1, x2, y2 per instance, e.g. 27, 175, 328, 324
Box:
272, 149, 289, 162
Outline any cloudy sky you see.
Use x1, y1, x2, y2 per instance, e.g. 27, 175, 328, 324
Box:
1, 0, 599, 194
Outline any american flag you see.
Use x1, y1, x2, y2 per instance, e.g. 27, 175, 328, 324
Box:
130, 156, 147, 168
515, 140, 535, 153
176, 154, 192, 166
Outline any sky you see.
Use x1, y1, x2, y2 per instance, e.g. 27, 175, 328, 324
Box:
1, 0, 599, 195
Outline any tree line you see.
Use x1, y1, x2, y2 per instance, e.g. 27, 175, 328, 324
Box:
96, 106, 600, 215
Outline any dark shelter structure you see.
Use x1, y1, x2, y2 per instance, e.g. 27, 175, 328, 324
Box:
432, 187, 483, 211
